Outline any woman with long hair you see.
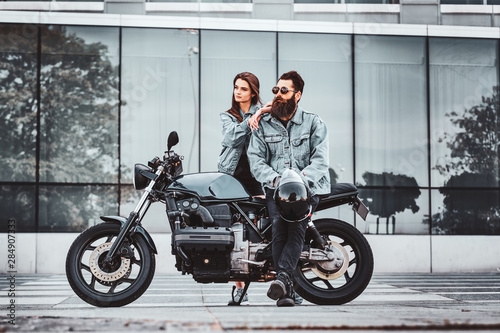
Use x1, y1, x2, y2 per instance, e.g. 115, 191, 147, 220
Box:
218, 72, 269, 305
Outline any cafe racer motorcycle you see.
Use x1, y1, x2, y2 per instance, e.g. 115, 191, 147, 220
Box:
66, 131, 374, 307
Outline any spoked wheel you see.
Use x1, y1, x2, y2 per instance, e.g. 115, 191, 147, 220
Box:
65, 223, 155, 307
293, 218, 374, 305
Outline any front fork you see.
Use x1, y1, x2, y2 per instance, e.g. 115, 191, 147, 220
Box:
104, 166, 164, 262
308, 220, 326, 250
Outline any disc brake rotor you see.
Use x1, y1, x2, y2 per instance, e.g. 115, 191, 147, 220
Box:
89, 242, 131, 285
310, 241, 349, 280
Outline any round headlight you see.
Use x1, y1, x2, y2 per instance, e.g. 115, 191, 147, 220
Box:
133, 164, 152, 190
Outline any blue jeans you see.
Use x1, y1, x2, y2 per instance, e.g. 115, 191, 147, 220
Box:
265, 188, 320, 276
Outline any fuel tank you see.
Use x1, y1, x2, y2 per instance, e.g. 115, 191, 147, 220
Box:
167, 172, 251, 201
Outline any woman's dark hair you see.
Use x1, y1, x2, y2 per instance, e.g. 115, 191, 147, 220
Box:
227, 72, 262, 123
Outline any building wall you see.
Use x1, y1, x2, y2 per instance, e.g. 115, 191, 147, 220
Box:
3, 1, 500, 27
1, 12, 500, 273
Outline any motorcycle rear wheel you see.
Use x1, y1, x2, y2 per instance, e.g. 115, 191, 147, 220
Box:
66, 223, 155, 307
294, 218, 374, 305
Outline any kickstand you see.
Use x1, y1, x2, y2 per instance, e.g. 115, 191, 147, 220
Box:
232, 280, 251, 306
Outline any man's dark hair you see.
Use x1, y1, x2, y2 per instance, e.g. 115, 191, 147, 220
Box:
279, 71, 304, 94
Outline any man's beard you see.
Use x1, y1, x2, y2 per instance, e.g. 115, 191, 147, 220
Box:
271, 95, 297, 120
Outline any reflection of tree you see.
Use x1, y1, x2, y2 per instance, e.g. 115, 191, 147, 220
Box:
0, 24, 38, 181
39, 186, 118, 232
0, 25, 120, 231
0, 186, 36, 232
435, 88, 500, 177
359, 172, 421, 234
40, 25, 119, 183
434, 173, 500, 235
434, 90, 500, 235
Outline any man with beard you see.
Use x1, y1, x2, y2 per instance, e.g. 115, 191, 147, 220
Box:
247, 71, 330, 307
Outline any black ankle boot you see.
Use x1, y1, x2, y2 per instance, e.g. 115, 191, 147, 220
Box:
267, 271, 288, 300
269, 272, 295, 307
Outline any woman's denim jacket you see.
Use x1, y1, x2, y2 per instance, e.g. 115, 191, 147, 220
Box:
247, 106, 330, 196
217, 104, 260, 175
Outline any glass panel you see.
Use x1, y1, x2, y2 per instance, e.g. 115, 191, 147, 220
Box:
358, 188, 429, 234
295, 0, 398, 2
441, 0, 482, 4
430, 38, 498, 188
0, 24, 38, 182
355, 36, 428, 187
120, 185, 171, 233
431, 189, 500, 235
279, 33, 353, 183
38, 185, 118, 232
200, 30, 276, 172
39, 25, 120, 183
0, 185, 36, 232
121, 28, 199, 181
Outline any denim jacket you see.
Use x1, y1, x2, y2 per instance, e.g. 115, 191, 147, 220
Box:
247, 106, 330, 195
217, 104, 260, 175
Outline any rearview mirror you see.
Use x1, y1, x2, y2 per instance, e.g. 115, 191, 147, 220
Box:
167, 131, 179, 151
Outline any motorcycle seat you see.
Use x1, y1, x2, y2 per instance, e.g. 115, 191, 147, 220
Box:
252, 196, 267, 204
330, 183, 358, 196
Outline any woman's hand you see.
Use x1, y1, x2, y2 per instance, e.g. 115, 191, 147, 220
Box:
248, 102, 272, 131
260, 102, 272, 114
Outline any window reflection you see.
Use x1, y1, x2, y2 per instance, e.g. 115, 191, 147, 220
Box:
355, 35, 428, 187
0, 185, 36, 232
39, 25, 120, 183
121, 28, 200, 179
279, 33, 353, 183
2, 23, 500, 236
431, 189, 500, 235
38, 185, 118, 232
0, 24, 38, 182
358, 187, 429, 234
430, 38, 498, 188
200, 30, 276, 171
120, 185, 171, 232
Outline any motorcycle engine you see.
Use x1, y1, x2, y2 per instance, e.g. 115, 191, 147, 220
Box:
172, 226, 234, 283
172, 202, 268, 283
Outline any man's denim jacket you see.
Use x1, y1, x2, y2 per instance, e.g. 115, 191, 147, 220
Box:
247, 106, 330, 196
217, 104, 260, 175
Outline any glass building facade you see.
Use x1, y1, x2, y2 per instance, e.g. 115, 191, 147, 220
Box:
1, 20, 500, 237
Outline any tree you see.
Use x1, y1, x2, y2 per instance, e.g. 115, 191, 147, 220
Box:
0, 24, 120, 231
435, 87, 500, 178
433, 86, 500, 235
359, 172, 421, 218
0, 24, 38, 182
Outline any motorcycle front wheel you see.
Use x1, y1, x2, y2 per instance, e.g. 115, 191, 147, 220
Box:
294, 218, 374, 305
65, 222, 155, 307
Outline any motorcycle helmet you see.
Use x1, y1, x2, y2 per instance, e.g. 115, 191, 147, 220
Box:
274, 168, 312, 222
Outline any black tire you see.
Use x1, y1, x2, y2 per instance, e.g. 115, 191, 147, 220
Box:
293, 219, 373, 305
65, 223, 155, 307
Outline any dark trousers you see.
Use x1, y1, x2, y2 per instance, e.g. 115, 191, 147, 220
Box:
265, 188, 320, 276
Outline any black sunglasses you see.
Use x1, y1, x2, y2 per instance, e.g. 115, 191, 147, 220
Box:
272, 86, 298, 95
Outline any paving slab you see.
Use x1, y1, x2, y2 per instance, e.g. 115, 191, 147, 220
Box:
0, 273, 499, 332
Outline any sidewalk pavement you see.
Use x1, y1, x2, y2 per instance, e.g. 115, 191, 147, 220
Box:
1, 273, 500, 332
